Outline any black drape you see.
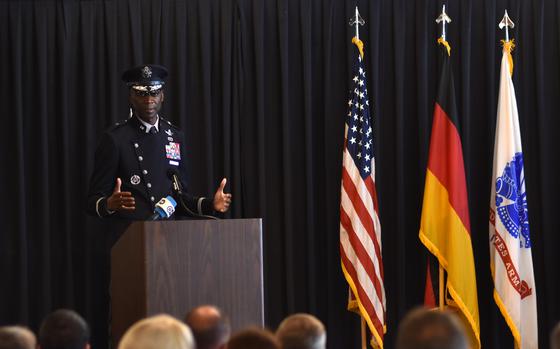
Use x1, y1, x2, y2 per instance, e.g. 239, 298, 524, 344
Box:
1, 0, 559, 348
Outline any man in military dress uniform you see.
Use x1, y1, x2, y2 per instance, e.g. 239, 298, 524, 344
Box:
85, 64, 231, 349
87, 64, 231, 220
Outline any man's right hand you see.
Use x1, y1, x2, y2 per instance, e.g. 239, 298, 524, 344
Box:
106, 178, 136, 211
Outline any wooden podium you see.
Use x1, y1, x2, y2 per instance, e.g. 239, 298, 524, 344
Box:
110, 219, 264, 347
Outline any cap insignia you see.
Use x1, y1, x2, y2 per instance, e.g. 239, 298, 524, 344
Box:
141, 66, 153, 78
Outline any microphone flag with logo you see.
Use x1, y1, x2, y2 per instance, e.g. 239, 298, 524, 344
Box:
149, 196, 177, 220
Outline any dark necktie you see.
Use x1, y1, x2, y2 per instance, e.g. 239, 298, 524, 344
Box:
149, 126, 157, 134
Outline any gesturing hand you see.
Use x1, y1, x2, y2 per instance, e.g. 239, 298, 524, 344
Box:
106, 178, 136, 212
213, 178, 232, 213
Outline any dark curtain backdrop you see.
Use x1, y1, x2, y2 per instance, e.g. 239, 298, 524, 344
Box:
1, 0, 559, 348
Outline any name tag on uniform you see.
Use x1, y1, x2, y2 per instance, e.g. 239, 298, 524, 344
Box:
165, 142, 181, 160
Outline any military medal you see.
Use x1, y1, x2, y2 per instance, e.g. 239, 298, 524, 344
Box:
130, 175, 141, 185
165, 142, 181, 160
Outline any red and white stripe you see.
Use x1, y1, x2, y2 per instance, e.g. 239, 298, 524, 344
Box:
340, 132, 385, 337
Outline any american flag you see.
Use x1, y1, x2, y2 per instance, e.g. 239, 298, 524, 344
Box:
340, 38, 385, 348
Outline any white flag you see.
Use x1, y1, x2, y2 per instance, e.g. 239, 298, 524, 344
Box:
489, 42, 538, 349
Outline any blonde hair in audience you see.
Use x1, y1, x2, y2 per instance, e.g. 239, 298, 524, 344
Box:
118, 314, 195, 349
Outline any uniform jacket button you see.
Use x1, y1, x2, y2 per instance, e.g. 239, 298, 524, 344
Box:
147, 183, 152, 188
143, 170, 148, 175
138, 156, 143, 161
150, 196, 155, 202
134, 143, 139, 148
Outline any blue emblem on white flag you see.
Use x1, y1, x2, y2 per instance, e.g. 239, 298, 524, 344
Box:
495, 152, 531, 248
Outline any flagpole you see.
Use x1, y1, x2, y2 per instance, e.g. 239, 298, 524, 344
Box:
349, 8, 368, 348
435, 4, 451, 41
499, 10, 515, 77
499, 10, 514, 43
355, 7, 360, 40
439, 265, 444, 310
349, 6, 365, 40
361, 318, 367, 349
435, 4, 451, 311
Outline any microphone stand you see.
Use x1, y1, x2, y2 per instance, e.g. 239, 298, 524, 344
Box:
171, 175, 218, 220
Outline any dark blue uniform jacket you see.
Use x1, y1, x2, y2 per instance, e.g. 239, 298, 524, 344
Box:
87, 116, 213, 220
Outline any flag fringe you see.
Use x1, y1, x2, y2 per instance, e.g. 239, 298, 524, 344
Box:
341, 261, 385, 349
493, 285, 522, 347
419, 231, 480, 349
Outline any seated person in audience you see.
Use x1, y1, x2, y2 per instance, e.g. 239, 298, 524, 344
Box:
39, 309, 90, 349
276, 313, 326, 349
227, 327, 280, 349
0, 326, 36, 349
118, 314, 195, 349
551, 321, 560, 349
184, 305, 230, 349
395, 307, 468, 349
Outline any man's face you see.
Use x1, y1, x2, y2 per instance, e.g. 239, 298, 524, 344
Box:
129, 88, 165, 123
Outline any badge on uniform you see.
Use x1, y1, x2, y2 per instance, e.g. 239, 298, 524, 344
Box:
130, 175, 141, 185
165, 142, 181, 160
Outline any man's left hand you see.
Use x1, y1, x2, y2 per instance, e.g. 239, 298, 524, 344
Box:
213, 178, 232, 213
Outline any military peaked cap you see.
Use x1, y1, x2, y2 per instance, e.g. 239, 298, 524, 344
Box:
121, 64, 168, 87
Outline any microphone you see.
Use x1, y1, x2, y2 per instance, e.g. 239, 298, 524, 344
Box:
148, 196, 177, 220
166, 168, 218, 220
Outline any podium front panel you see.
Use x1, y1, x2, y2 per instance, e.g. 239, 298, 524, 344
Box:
111, 218, 263, 346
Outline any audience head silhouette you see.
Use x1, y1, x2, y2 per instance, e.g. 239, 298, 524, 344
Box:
551, 321, 560, 349
276, 313, 326, 349
118, 314, 194, 349
185, 305, 230, 349
39, 309, 90, 349
227, 327, 280, 349
396, 307, 468, 349
0, 326, 36, 349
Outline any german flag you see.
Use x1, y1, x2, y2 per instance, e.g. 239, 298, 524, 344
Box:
419, 40, 480, 349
